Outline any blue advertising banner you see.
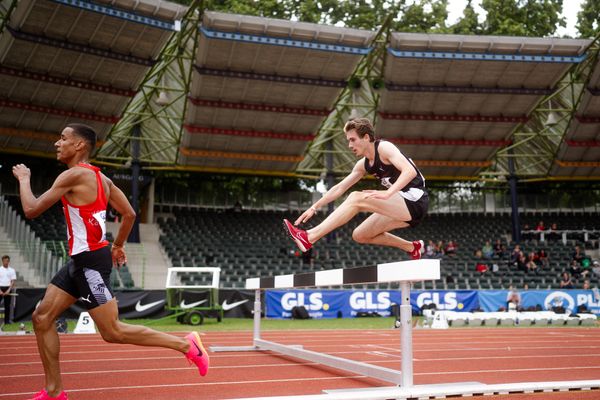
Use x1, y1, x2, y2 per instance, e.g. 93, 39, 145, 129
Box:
266, 289, 480, 319
479, 289, 600, 314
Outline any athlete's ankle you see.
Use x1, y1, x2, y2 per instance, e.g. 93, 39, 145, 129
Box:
46, 388, 63, 398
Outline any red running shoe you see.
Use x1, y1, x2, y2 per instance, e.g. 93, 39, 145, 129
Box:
410, 240, 424, 260
185, 332, 210, 376
29, 390, 68, 400
283, 219, 312, 252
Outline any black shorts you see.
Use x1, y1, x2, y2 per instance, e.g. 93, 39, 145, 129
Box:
50, 246, 114, 310
405, 192, 429, 228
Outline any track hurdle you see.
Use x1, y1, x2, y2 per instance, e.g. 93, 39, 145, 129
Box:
211, 259, 440, 387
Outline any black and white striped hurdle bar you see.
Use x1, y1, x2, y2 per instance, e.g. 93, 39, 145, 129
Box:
246, 259, 440, 289
213, 259, 440, 389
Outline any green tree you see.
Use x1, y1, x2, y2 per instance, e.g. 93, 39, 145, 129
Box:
450, 0, 481, 34
330, 0, 404, 30
394, 0, 450, 33
576, 0, 600, 38
480, 0, 565, 37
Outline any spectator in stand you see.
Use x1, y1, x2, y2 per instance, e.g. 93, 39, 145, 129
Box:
582, 279, 591, 290
475, 260, 489, 275
522, 223, 533, 241
517, 252, 528, 273
592, 260, 600, 277
526, 252, 539, 274
482, 240, 494, 259
425, 240, 436, 258
548, 222, 560, 241
536, 220, 546, 231
572, 245, 586, 265
568, 260, 583, 279
537, 248, 550, 269
560, 271, 574, 289
493, 239, 505, 258
445, 240, 457, 257
437, 240, 446, 258
510, 244, 522, 266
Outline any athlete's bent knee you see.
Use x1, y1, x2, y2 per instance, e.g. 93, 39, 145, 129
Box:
32, 309, 54, 331
352, 229, 371, 244
99, 325, 125, 344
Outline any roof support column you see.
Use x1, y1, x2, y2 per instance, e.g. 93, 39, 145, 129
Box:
508, 151, 521, 244
128, 122, 141, 243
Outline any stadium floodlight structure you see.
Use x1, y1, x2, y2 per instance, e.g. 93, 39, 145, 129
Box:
96, 0, 202, 166
296, 16, 392, 180
485, 33, 600, 181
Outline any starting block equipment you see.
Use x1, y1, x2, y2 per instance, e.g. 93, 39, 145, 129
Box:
211, 259, 440, 387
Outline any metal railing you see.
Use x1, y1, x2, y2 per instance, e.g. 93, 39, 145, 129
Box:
0, 196, 63, 285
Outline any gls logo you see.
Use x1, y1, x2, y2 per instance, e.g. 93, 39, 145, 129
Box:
350, 292, 390, 310
417, 292, 458, 310
281, 292, 323, 311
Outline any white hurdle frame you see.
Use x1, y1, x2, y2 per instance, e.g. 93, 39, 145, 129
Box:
211, 259, 440, 387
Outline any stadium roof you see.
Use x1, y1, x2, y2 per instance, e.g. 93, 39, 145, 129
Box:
0, 0, 186, 156
0, 2, 598, 181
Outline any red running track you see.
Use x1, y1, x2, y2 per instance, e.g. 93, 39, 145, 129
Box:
1, 327, 600, 399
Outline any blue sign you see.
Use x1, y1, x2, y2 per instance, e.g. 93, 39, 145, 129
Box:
266, 289, 480, 319
479, 290, 600, 314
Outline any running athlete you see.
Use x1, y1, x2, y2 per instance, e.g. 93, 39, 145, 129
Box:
284, 117, 427, 259
13, 124, 208, 400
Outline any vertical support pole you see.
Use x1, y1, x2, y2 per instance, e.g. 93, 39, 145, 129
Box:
399, 281, 413, 387
253, 289, 261, 342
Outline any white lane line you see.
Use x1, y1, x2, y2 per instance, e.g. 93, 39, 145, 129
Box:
0, 375, 369, 397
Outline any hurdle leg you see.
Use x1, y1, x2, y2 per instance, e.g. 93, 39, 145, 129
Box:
253, 289, 261, 342
400, 281, 413, 387
209, 289, 263, 352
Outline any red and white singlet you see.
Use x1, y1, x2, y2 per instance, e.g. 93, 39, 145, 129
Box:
61, 163, 109, 256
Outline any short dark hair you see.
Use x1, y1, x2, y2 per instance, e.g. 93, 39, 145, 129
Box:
1, 255, 9, 261
344, 118, 375, 142
66, 123, 97, 155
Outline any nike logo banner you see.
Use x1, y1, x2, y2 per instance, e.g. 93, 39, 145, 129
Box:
12, 289, 257, 320
135, 299, 165, 312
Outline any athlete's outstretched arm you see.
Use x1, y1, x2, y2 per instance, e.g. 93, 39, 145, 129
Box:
107, 181, 136, 266
294, 160, 365, 225
12, 164, 77, 219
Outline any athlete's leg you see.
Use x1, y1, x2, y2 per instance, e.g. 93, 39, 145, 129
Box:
89, 299, 209, 376
32, 284, 77, 397
306, 191, 411, 244
89, 299, 187, 351
352, 213, 413, 251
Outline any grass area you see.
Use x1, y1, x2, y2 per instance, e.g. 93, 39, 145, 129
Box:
2, 316, 597, 333
1, 317, 402, 333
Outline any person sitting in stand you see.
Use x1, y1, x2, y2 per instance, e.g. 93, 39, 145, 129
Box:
517, 252, 528, 273
445, 240, 458, 257
548, 222, 560, 241
526, 252, 539, 275
560, 271, 574, 289
536, 220, 546, 231
522, 224, 533, 241
493, 239, 505, 258
537, 248, 549, 269
572, 245, 586, 265
482, 240, 494, 259
568, 259, 584, 279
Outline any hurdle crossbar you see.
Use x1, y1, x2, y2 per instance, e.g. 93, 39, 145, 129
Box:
210, 259, 440, 387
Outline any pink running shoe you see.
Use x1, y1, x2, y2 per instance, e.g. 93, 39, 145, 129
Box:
185, 331, 209, 376
29, 390, 68, 400
283, 219, 312, 252
410, 240, 424, 260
